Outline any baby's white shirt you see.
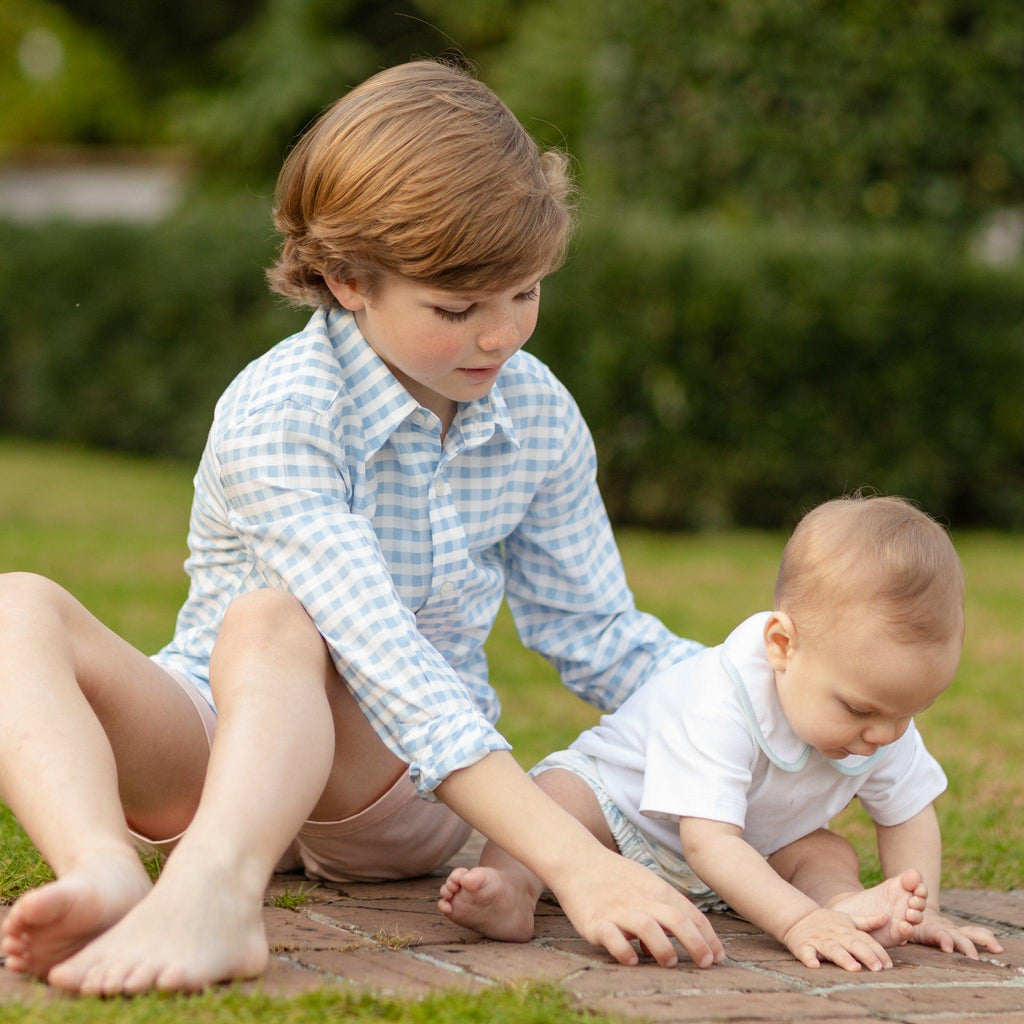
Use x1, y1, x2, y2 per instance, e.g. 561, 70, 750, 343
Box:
570, 612, 947, 857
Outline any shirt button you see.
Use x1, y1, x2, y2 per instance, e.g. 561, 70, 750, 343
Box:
440, 581, 457, 599
434, 478, 449, 496
412, 409, 429, 427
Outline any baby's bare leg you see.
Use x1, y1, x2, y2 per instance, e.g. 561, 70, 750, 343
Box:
0, 573, 211, 979
48, 589, 410, 995
438, 767, 616, 940
769, 830, 926, 947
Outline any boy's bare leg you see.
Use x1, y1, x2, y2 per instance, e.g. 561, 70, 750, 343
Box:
438, 767, 616, 941
47, 589, 410, 995
768, 830, 925, 947
0, 574, 212, 977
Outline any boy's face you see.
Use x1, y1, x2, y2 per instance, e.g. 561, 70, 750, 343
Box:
764, 607, 962, 760
326, 272, 542, 430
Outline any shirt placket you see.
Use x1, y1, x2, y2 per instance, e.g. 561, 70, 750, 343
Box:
423, 448, 469, 617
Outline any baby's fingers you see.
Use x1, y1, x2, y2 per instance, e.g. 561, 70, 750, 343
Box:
956, 925, 1004, 956
849, 911, 889, 935
824, 935, 889, 973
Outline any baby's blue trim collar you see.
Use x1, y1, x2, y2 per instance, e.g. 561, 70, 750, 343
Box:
720, 648, 886, 776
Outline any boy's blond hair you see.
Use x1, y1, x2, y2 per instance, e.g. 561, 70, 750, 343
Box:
775, 494, 964, 644
266, 60, 574, 307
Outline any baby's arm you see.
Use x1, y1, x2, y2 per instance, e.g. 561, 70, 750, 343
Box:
876, 804, 1003, 957
679, 817, 891, 972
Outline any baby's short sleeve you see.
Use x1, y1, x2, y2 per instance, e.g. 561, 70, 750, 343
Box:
636, 658, 759, 830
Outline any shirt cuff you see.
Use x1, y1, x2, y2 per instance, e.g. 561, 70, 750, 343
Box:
403, 713, 512, 796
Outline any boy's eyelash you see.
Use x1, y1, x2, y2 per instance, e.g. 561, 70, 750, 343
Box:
434, 307, 473, 322
433, 287, 539, 323
844, 703, 870, 717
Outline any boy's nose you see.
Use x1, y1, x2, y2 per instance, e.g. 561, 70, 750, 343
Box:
478, 311, 522, 351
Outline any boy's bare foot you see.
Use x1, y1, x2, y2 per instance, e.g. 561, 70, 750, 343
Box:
438, 865, 537, 942
828, 869, 927, 947
1, 847, 152, 979
46, 856, 268, 994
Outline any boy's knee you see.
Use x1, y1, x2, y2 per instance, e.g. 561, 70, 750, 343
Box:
216, 588, 322, 655
0, 571, 71, 619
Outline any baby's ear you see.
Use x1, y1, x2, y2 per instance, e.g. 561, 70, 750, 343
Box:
763, 612, 796, 671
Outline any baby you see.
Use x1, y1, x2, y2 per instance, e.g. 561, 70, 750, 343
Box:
441, 494, 1003, 971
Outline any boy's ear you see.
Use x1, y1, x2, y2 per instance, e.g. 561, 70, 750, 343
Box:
763, 611, 797, 672
325, 274, 368, 311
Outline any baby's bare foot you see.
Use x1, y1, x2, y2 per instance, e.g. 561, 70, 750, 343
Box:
438, 866, 537, 942
829, 869, 927, 947
47, 857, 268, 994
1, 847, 152, 979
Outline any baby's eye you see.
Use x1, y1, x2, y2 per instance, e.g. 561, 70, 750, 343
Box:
843, 702, 870, 718
434, 306, 473, 323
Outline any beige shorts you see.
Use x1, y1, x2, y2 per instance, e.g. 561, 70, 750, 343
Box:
132, 666, 471, 882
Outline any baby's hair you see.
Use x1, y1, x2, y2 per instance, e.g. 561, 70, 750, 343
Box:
267, 60, 575, 307
775, 493, 964, 644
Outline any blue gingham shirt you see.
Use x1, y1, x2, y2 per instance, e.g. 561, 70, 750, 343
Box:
155, 307, 701, 793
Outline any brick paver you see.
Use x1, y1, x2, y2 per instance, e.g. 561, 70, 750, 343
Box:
1, 845, 1021, 1022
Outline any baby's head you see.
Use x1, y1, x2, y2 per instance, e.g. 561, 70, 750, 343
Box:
266, 60, 574, 308
764, 495, 964, 760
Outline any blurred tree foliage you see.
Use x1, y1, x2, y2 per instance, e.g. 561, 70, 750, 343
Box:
8, 0, 1023, 233
0, 0, 146, 147
488, 0, 1024, 230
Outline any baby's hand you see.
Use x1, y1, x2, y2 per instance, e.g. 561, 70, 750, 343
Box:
912, 908, 1004, 958
783, 907, 892, 972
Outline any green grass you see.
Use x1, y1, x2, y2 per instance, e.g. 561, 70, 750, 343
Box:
0, 984, 609, 1023
0, 436, 1021, 1017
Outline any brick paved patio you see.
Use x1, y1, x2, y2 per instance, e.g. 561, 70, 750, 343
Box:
2, 838, 1022, 1021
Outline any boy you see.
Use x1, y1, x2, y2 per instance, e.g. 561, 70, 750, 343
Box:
0, 60, 725, 995
440, 495, 1004, 971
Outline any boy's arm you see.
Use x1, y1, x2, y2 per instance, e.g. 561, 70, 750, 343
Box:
502, 383, 700, 713
436, 750, 724, 969
876, 805, 1003, 956
679, 817, 891, 972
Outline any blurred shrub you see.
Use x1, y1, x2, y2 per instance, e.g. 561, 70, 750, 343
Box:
535, 210, 1024, 529
2, 204, 1023, 529
0, 198, 303, 457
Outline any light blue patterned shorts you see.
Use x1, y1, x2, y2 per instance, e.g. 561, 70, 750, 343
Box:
530, 749, 728, 914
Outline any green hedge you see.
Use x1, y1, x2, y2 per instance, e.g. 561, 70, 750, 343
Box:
535, 213, 1024, 529
0, 199, 303, 459
2, 204, 1023, 529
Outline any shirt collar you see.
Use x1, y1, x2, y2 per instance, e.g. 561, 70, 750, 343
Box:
324, 307, 520, 456
449, 378, 520, 452
324, 307, 422, 454
720, 612, 885, 776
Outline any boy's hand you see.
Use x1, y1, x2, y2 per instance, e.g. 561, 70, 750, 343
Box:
783, 907, 892, 972
552, 847, 724, 968
912, 908, 1004, 958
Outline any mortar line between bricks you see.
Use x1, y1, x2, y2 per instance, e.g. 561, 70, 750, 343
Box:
301, 909, 371, 932
267, 951, 367, 991
398, 946, 496, 985
803, 976, 1024, 997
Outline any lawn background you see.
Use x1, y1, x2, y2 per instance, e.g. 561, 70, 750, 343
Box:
1, 436, 1019, 896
